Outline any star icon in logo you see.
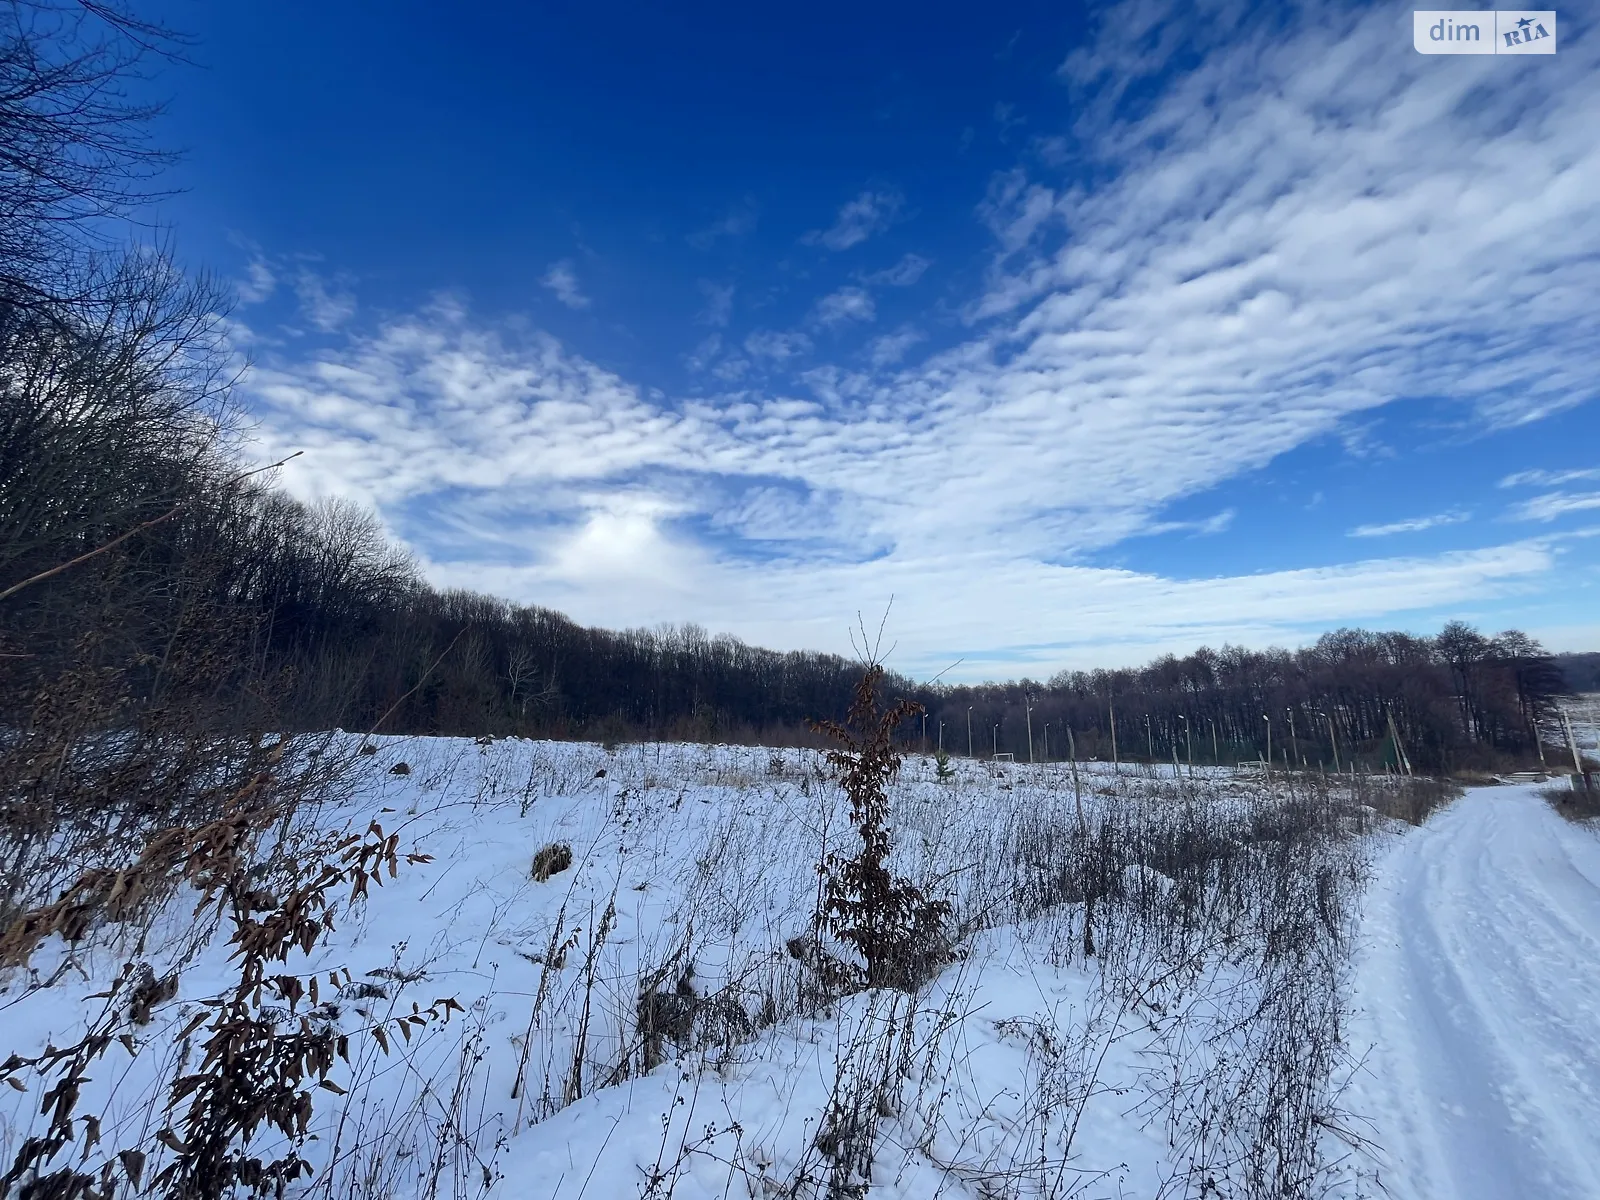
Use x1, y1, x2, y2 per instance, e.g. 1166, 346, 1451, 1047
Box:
1517, 16, 1534, 30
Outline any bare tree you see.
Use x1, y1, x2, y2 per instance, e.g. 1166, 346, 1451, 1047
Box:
0, 0, 190, 308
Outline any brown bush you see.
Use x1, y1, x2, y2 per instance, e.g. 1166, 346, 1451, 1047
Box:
532, 842, 573, 881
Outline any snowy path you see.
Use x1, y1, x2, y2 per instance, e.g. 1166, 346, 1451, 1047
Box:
1348, 786, 1600, 1200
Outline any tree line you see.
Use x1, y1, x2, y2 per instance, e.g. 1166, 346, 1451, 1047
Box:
923, 624, 1571, 774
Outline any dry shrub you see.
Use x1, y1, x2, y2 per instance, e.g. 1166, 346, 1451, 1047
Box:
809, 664, 952, 993
0, 746, 459, 1200
531, 842, 573, 882
1540, 782, 1600, 822
1363, 775, 1460, 825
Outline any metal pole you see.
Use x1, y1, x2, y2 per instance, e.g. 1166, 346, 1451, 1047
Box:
1264, 715, 1272, 784
1210, 718, 1218, 764
1145, 714, 1153, 761
1386, 708, 1412, 777
1110, 703, 1118, 772
993, 723, 999, 757
1067, 726, 1086, 836
1327, 712, 1340, 774
967, 707, 973, 758
1026, 702, 1034, 764
1562, 708, 1584, 777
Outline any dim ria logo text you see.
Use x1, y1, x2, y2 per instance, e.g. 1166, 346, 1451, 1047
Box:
1414, 10, 1556, 53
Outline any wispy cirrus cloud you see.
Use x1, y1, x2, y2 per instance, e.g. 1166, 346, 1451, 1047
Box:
293, 267, 357, 331
1349, 510, 1470, 538
1509, 492, 1600, 523
861, 253, 930, 287
688, 199, 757, 249
804, 188, 903, 251
235, 257, 277, 304
540, 260, 590, 310
1500, 467, 1600, 489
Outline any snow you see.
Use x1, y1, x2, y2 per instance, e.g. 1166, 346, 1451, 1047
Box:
0, 739, 1221, 1197
1342, 783, 1600, 1200
6, 733, 1599, 1198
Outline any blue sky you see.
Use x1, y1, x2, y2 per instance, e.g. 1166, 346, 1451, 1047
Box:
140, 0, 1600, 679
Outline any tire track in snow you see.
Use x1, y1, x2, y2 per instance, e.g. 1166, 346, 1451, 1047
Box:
1347, 786, 1600, 1200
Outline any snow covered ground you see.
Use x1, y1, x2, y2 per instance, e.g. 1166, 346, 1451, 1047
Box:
6, 733, 1595, 1199
1342, 783, 1600, 1200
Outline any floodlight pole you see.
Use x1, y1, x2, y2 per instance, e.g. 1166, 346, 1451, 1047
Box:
967, 707, 973, 758
1179, 714, 1192, 777
993, 723, 999, 757
1026, 700, 1035, 764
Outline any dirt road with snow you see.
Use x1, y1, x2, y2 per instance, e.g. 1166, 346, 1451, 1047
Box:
1347, 785, 1600, 1200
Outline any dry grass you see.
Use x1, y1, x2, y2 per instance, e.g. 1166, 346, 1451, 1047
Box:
1539, 783, 1600, 823
530, 841, 573, 881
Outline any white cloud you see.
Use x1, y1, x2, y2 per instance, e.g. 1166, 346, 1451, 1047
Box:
239, 297, 1569, 679
813, 286, 876, 327
862, 254, 931, 287
236, 258, 277, 304
1510, 492, 1600, 522
743, 329, 812, 361
1141, 508, 1236, 538
804, 189, 903, 251
1349, 510, 1470, 538
240, 0, 1600, 677
688, 200, 757, 249
684, 333, 722, 374
541, 260, 590, 310
866, 328, 924, 367
1500, 467, 1600, 489
294, 268, 356, 332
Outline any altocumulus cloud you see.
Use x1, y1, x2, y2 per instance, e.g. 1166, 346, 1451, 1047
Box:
240, 0, 1599, 678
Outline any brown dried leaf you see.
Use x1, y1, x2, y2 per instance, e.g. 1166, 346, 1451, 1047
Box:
119, 1148, 145, 1189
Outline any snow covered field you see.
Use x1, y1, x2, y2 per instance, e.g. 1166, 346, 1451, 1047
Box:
4, 734, 1591, 1199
